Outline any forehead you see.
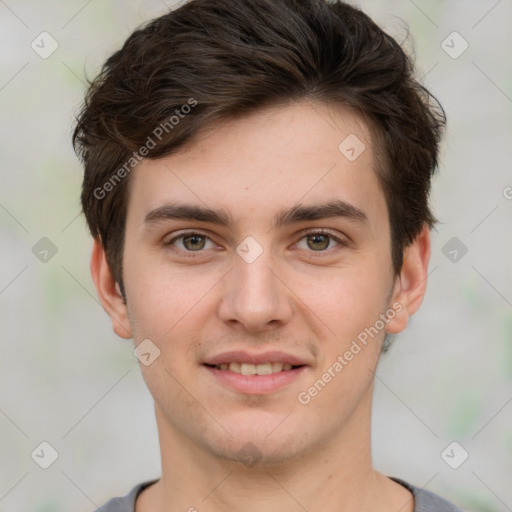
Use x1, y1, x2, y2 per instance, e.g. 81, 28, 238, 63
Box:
127, 100, 386, 230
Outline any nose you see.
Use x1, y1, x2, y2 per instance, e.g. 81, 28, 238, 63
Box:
217, 250, 293, 333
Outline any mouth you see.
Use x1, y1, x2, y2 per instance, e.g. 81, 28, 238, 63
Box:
205, 362, 303, 375
202, 351, 310, 394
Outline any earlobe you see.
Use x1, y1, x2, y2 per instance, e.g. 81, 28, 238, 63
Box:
90, 239, 132, 339
386, 225, 431, 334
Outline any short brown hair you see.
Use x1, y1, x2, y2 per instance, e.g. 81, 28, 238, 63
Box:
73, 0, 445, 296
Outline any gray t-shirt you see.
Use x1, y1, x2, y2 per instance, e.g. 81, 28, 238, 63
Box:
94, 477, 463, 511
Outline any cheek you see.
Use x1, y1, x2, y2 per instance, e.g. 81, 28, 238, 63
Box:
296, 262, 392, 338
124, 254, 215, 338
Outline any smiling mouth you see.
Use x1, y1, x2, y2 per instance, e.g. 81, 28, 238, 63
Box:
205, 362, 304, 375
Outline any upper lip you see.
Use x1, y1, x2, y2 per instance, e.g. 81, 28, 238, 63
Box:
203, 350, 310, 367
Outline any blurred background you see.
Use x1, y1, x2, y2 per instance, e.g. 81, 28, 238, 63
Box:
0, 1, 511, 511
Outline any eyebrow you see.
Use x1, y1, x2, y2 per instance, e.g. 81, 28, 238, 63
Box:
143, 199, 368, 229
272, 199, 367, 228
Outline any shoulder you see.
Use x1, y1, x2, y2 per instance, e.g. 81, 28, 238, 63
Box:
93, 480, 157, 512
394, 478, 464, 512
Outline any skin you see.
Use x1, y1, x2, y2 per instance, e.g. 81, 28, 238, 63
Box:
91, 100, 430, 512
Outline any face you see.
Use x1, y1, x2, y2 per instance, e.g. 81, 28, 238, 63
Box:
98, 100, 424, 465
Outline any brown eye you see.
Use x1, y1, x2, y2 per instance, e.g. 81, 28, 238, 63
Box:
295, 231, 342, 253
306, 233, 331, 251
167, 232, 215, 252
182, 234, 206, 251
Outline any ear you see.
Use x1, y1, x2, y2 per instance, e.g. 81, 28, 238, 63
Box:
386, 224, 431, 334
90, 239, 132, 339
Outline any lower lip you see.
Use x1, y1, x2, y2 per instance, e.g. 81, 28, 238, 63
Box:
203, 365, 308, 394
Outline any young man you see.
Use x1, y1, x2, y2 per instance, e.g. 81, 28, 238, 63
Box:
74, 0, 459, 510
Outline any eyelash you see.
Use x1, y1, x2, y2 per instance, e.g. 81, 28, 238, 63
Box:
164, 229, 347, 257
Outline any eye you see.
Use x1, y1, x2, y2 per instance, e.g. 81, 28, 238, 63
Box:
167, 232, 216, 252
295, 231, 342, 252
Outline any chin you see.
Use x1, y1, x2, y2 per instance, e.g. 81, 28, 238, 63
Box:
212, 439, 305, 468
197, 419, 314, 468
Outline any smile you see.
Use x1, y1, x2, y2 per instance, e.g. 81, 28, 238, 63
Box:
209, 362, 298, 375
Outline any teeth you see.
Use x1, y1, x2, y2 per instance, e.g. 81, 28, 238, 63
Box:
240, 363, 256, 375
229, 362, 241, 373
272, 362, 284, 372
255, 363, 272, 375
214, 362, 297, 374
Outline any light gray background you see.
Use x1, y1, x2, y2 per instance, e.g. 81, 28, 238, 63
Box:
0, 1, 511, 511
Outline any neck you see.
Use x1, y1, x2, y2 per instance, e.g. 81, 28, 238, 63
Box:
136, 389, 414, 512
